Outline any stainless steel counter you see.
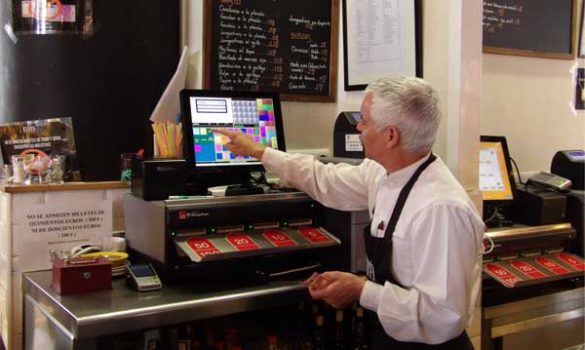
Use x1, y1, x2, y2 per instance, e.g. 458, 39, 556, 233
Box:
481, 286, 584, 350
24, 270, 308, 350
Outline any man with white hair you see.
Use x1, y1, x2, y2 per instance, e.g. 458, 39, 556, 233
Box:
216, 76, 483, 349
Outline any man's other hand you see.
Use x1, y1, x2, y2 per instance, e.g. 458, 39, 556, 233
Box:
304, 271, 366, 309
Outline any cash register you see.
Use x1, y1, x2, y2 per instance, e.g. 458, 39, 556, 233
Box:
125, 90, 345, 281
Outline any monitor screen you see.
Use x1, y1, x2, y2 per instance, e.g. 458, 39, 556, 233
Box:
180, 90, 286, 187
564, 150, 585, 162
344, 112, 363, 125
479, 136, 515, 203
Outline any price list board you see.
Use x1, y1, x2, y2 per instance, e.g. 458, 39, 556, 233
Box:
203, 0, 339, 102
482, 0, 578, 59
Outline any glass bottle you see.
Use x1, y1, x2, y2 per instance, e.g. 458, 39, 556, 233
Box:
334, 310, 345, 349
313, 315, 325, 350
352, 307, 368, 350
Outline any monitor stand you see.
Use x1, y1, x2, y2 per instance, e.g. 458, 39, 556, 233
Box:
225, 182, 264, 196
187, 172, 267, 196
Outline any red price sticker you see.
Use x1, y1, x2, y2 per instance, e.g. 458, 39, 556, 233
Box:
263, 229, 296, 247
298, 227, 329, 243
558, 253, 585, 271
511, 261, 546, 279
486, 263, 519, 287
226, 233, 260, 251
535, 257, 569, 275
187, 237, 221, 258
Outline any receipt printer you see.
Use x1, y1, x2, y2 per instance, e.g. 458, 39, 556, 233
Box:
513, 184, 567, 226
551, 150, 585, 190
333, 112, 364, 158
131, 158, 188, 200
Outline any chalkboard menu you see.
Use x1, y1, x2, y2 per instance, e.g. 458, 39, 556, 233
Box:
203, 0, 339, 102
483, 0, 579, 59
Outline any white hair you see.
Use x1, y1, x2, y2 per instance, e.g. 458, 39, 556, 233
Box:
365, 76, 441, 153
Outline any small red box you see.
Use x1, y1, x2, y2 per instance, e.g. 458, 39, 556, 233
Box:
52, 257, 112, 295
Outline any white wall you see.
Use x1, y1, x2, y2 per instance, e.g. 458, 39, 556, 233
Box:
183, 0, 584, 178
182, 0, 449, 156
482, 55, 585, 176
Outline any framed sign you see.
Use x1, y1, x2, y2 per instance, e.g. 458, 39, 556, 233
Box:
342, 0, 422, 91
203, 0, 339, 102
483, 0, 579, 60
0, 117, 79, 180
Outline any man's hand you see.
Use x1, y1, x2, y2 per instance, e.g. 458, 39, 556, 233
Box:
213, 128, 267, 160
304, 271, 366, 309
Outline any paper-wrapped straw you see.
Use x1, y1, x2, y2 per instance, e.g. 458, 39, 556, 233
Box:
152, 122, 183, 158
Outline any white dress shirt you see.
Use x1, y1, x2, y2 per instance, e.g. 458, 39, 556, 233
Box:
262, 148, 484, 344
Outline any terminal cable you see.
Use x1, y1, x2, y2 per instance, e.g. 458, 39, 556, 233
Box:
482, 234, 495, 255
509, 157, 524, 184
483, 207, 500, 226
249, 170, 269, 186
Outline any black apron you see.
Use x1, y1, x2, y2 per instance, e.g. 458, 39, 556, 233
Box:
363, 154, 473, 350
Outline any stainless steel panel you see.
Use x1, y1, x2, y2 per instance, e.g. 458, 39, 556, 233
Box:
164, 192, 309, 209
123, 194, 166, 262
483, 287, 585, 348
492, 308, 584, 338
350, 210, 369, 273
24, 270, 308, 340
486, 223, 574, 241
485, 287, 584, 319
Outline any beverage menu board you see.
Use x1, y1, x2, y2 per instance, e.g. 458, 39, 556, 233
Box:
482, 0, 578, 59
203, 0, 339, 102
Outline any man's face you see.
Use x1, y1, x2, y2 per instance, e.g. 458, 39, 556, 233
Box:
357, 94, 387, 162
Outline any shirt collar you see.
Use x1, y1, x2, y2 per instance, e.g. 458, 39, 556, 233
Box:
383, 152, 433, 187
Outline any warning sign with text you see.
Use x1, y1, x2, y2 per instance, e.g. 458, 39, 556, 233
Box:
13, 201, 113, 271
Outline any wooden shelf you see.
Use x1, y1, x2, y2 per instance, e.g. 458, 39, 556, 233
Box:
0, 181, 129, 193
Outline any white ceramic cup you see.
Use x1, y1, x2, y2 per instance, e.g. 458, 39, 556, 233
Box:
103, 236, 127, 252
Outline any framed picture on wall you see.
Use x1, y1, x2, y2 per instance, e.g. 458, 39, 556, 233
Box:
342, 0, 422, 91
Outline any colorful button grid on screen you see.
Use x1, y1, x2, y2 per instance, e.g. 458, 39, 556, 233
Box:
195, 145, 202, 152
258, 111, 270, 121
216, 135, 229, 144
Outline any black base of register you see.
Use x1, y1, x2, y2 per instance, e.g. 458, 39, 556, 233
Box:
124, 192, 344, 284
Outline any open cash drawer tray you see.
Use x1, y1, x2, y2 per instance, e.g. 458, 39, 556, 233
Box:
175, 226, 340, 263
484, 252, 585, 288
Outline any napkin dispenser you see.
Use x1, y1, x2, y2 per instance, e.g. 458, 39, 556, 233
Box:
52, 256, 112, 295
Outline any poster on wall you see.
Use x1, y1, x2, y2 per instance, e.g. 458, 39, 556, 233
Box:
0, 117, 79, 181
342, 0, 422, 90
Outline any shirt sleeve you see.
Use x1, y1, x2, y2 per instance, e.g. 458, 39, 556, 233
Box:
359, 202, 483, 344
262, 147, 370, 211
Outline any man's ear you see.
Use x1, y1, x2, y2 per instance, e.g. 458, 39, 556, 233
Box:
385, 126, 401, 148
